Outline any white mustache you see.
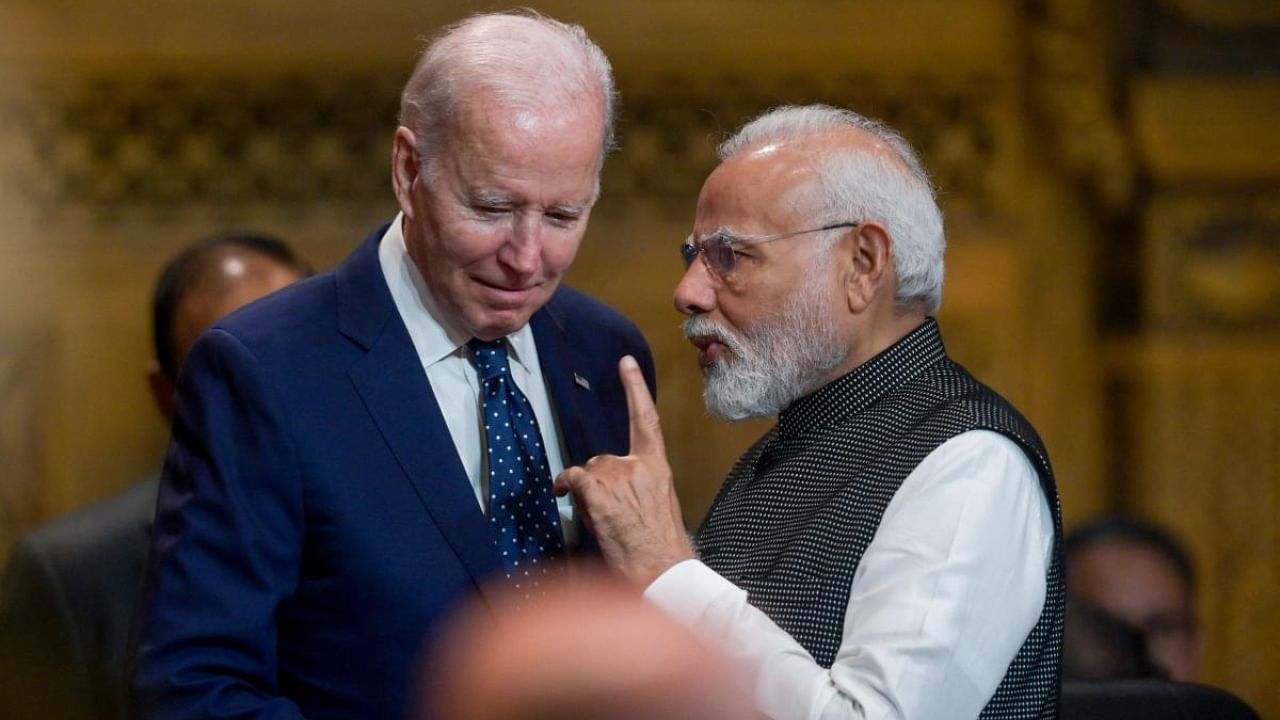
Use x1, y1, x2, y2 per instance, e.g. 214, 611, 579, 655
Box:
682, 315, 737, 349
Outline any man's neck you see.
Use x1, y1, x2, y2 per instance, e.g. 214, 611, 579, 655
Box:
814, 310, 929, 392
854, 311, 929, 366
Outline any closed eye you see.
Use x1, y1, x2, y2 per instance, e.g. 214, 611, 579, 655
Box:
472, 204, 511, 218
544, 207, 584, 227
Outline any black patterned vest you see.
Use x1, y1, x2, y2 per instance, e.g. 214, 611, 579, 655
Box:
696, 319, 1064, 719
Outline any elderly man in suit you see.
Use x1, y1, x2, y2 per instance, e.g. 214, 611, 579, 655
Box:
129, 10, 652, 720
0, 232, 305, 720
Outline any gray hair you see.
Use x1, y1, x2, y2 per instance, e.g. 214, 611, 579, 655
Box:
718, 104, 946, 315
399, 9, 617, 176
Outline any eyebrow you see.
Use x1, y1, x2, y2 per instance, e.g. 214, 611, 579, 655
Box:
689, 227, 759, 245
547, 203, 588, 217
468, 190, 514, 206
468, 191, 589, 217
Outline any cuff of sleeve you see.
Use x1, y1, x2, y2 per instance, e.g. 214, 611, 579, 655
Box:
643, 558, 745, 628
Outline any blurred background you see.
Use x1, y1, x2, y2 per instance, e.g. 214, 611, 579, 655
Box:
0, 0, 1275, 714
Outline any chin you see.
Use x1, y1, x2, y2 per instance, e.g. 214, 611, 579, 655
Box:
466, 309, 536, 340
456, 281, 559, 338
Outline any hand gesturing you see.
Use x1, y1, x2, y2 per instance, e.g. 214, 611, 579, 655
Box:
555, 356, 694, 587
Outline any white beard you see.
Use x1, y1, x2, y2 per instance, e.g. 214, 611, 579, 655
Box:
683, 272, 848, 422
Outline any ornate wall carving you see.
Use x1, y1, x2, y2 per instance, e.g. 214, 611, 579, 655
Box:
2, 74, 401, 216
610, 73, 1002, 216
2, 70, 1003, 220
1026, 0, 1136, 212
1144, 191, 1280, 329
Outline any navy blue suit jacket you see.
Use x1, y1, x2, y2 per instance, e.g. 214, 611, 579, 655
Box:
130, 226, 655, 720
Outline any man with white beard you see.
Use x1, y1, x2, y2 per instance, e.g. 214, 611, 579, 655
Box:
557, 105, 1065, 720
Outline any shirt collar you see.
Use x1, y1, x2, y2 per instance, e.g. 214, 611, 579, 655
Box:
776, 318, 946, 439
379, 213, 536, 371
504, 321, 537, 373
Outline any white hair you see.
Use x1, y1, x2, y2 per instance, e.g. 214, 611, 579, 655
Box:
718, 104, 946, 315
399, 9, 617, 175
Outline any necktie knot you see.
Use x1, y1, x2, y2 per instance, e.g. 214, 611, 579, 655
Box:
467, 338, 512, 383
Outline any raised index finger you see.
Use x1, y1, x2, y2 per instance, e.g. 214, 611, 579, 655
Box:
618, 355, 664, 457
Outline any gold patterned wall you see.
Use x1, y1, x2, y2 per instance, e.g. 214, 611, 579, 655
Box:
0, 0, 1276, 714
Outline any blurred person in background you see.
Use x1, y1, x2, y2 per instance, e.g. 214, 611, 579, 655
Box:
128, 10, 652, 720
1064, 515, 1201, 682
1061, 596, 1161, 681
0, 231, 306, 720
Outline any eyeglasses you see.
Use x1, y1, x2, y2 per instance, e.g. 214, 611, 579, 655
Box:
680, 222, 859, 277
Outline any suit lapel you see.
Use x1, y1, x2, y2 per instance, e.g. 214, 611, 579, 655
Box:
531, 298, 620, 558
338, 230, 504, 601
530, 302, 618, 466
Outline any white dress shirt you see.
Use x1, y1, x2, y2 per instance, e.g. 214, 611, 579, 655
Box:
378, 215, 577, 542
645, 430, 1054, 720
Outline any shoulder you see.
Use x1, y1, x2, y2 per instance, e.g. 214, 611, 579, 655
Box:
185, 266, 357, 391
914, 358, 1050, 460
913, 430, 1039, 487
213, 228, 387, 360
895, 430, 1053, 554
545, 285, 650, 352
216, 271, 339, 352
536, 284, 655, 392
198, 230, 393, 374
9, 478, 156, 584
546, 285, 641, 333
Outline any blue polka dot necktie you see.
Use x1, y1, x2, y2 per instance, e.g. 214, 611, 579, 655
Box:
467, 338, 566, 593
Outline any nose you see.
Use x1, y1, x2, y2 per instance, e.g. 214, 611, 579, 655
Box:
498, 216, 542, 276
673, 256, 718, 317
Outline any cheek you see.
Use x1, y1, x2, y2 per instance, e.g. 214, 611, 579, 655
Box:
715, 278, 770, 326
541, 232, 586, 276
419, 191, 502, 264
434, 224, 509, 269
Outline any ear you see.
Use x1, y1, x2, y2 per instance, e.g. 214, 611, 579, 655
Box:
147, 361, 177, 423
843, 222, 893, 314
391, 126, 421, 220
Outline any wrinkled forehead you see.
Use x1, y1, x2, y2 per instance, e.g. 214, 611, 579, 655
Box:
693, 141, 824, 237
451, 93, 604, 144
693, 126, 907, 236
437, 96, 607, 201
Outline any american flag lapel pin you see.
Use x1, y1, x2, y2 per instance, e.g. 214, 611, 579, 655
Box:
574, 372, 591, 390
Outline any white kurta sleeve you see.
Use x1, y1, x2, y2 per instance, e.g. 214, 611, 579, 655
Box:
644, 430, 1054, 720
